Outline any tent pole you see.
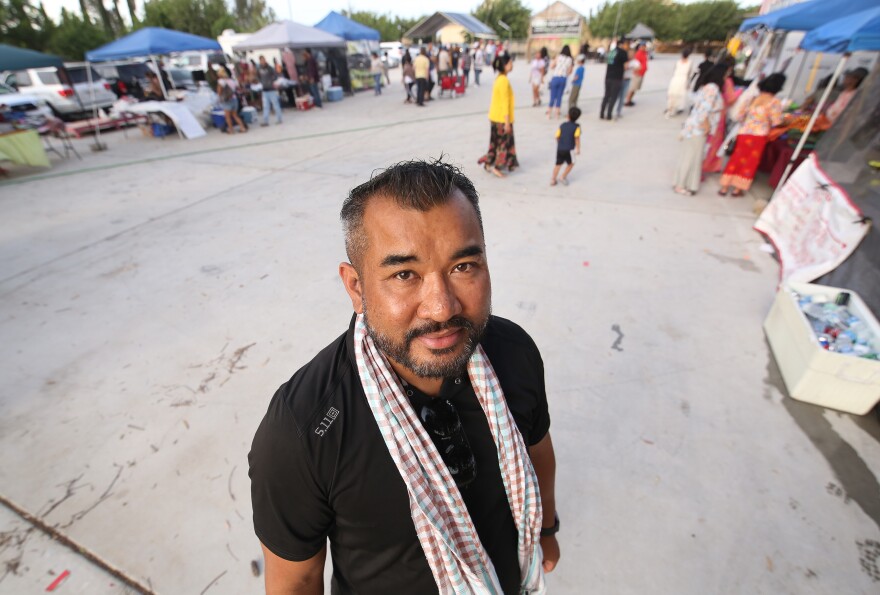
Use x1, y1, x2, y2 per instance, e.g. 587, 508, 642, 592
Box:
747, 29, 774, 81
86, 61, 107, 151
771, 54, 848, 200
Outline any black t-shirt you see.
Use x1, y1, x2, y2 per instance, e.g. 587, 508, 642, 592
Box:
249, 315, 550, 594
605, 47, 629, 81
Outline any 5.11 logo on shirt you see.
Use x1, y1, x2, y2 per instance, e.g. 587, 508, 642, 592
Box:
314, 407, 340, 436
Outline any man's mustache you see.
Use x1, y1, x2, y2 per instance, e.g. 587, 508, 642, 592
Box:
405, 317, 475, 344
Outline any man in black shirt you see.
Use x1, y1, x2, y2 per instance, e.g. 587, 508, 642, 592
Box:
692, 49, 714, 91
600, 38, 630, 120
249, 160, 560, 593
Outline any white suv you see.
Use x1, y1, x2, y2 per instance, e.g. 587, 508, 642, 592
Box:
0, 65, 117, 120
0, 82, 52, 126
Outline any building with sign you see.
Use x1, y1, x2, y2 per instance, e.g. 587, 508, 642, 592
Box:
527, 1, 587, 58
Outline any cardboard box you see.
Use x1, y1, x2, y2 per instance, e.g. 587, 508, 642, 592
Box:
764, 282, 880, 415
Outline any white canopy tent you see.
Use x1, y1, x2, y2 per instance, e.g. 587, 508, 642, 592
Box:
232, 21, 346, 52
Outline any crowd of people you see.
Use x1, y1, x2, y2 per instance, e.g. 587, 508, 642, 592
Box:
394, 40, 507, 106
670, 45, 869, 197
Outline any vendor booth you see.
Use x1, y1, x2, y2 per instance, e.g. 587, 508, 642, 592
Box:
0, 45, 68, 171
738, 0, 877, 101
315, 11, 380, 92
755, 7, 880, 312
527, 1, 585, 58
86, 28, 224, 140
232, 20, 352, 95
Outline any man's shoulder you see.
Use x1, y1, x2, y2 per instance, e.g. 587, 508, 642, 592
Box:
266, 328, 354, 437
483, 315, 540, 355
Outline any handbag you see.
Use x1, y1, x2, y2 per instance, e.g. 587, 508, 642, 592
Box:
719, 122, 740, 158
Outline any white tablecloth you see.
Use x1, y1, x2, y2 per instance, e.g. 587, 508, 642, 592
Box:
119, 100, 207, 139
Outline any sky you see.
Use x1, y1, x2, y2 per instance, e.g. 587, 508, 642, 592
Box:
38, 0, 612, 30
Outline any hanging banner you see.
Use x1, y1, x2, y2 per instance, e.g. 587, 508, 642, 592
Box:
754, 153, 870, 283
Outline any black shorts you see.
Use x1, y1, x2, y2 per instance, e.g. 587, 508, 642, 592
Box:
556, 150, 572, 165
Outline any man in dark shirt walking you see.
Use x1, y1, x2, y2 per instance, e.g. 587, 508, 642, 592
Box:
600, 38, 630, 120
249, 160, 560, 594
303, 48, 323, 109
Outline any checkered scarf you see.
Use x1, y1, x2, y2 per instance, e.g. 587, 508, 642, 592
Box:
353, 314, 546, 594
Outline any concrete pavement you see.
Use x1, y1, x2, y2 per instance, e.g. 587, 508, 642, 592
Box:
1, 54, 878, 594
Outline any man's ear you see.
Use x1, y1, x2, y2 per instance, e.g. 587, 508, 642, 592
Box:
339, 262, 364, 314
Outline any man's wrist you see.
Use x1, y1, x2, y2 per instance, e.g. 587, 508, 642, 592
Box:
541, 512, 560, 537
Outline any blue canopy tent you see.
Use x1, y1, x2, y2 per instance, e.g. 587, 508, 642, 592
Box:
739, 0, 878, 33
739, 0, 879, 105
86, 27, 222, 61
314, 11, 380, 41
87, 27, 222, 98
775, 6, 880, 188
84, 28, 222, 143
314, 12, 380, 93
800, 6, 880, 54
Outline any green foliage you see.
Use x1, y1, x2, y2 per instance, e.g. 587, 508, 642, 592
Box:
46, 8, 113, 60
678, 1, 741, 43
232, 0, 274, 32
141, 0, 237, 38
472, 0, 531, 38
589, 0, 747, 42
341, 10, 422, 42
0, 0, 56, 51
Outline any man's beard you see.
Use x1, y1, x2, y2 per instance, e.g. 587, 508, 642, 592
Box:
363, 305, 489, 379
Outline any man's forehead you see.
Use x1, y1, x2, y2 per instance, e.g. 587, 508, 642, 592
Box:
362, 191, 478, 227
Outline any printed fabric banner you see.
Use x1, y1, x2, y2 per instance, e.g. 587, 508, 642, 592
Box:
754, 153, 870, 283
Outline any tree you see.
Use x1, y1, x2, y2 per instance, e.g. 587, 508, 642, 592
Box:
233, 0, 274, 32
342, 10, 423, 42
678, 1, 742, 43
472, 0, 531, 39
141, 0, 236, 38
0, 0, 56, 51
588, 0, 749, 42
47, 7, 113, 60
588, 0, 680, 40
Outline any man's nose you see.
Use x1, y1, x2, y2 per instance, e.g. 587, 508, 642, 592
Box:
417, 274, 462, 321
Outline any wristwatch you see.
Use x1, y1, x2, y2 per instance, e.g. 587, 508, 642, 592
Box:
540, 513, 560, 537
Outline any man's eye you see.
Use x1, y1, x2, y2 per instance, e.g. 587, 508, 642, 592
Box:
454, 263, 473, 273
394, 271, 413, 281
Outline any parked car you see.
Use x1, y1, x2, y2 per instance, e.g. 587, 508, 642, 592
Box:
93, 61, 151, 98
167, 67, 197, 92
0, 82, 52, 126
0, 65, 117, 120
171, 51, 227, 83
380, 42, 404, 68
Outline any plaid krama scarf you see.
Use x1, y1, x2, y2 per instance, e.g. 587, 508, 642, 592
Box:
353, 314, 546, 594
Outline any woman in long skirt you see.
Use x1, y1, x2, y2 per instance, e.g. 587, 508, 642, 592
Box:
673, 65, 725, 195
666, 48, 694, 117
478, 53, 518, 177
702, 60, 741, 174
719, 73, 785, 196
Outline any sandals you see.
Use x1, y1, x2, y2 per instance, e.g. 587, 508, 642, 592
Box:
718, 188, 728, 196
731, 189, 744, 197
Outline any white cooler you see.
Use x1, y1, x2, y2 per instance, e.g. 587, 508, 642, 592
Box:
764, 282, 880, 415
